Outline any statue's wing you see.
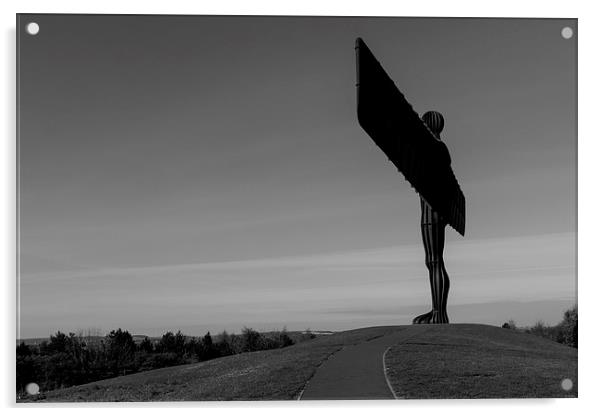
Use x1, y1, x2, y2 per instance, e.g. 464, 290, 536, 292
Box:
355, 38, 465, 236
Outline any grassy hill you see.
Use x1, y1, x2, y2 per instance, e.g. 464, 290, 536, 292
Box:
19, 324, 576, 402
19, 326, 399, 402
384, 324, 577, 399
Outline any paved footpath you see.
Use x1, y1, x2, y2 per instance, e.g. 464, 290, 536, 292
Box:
300, 326, 428, 400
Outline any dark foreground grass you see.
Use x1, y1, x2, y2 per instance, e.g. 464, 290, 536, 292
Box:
19, 326, 400, 402
384, 324, 577, 399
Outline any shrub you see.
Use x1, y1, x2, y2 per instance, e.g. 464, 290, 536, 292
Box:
199, 332, 216, 360
156, 331, 186, 357
106, 329, 136, 376
16, 353, 35, 393
45, 331, 69, 354
556, 305, 577, 348
512, 305, 578, 348
16, 341, 32, 356
137, 352, 181, 372
278, 331, 294, 348
138, 337, 154, 353
241, 327, 265, 352
215, 331, 234, 357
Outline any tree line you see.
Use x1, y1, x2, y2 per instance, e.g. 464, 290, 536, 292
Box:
17, 326, 307, 395
502, 305, 577, 348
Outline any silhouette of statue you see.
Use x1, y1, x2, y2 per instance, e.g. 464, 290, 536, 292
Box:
412, 111, 451, 324
354, 38, 465, 325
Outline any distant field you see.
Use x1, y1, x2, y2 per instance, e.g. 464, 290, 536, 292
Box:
384, 324, 577, 398
19, 326, 399, 402
18, 324, 577, 402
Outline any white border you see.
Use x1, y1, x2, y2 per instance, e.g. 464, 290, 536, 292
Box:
3, 1, 600, 416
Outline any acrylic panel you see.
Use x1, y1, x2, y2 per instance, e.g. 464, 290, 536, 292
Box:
16, 14, 577, 401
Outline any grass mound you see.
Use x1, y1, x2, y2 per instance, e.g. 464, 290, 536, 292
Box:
19, 324, 577, 402
384, 324, 577, 399
20, 326, 399, 402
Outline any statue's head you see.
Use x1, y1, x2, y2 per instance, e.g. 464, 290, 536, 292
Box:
421, 111, 444, 139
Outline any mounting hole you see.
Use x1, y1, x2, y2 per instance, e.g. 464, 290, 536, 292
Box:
561, 27, 573, 39
561, 378, 573, 391
25, 382, 40, 395
26, 22, 40, 36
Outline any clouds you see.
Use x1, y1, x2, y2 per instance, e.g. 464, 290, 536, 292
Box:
19, 233, 575, 337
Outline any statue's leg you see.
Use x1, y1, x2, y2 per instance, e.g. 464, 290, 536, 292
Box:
413, 203, 450, 324
413, 199, 435, 324
431, 220, 450, 323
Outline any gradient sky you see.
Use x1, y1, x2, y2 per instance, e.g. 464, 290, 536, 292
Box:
18, 15, 576, 338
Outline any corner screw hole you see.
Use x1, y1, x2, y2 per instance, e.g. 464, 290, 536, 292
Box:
25, 382, 40, 395
26, 22, 40, 36
561, 27, 573, 39
561, 378, 573, 391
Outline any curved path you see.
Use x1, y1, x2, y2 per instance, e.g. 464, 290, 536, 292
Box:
300, 326, 429, 400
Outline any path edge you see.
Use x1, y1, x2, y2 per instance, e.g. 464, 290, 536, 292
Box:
382, 346, 399, 399
296, 346, 344, 400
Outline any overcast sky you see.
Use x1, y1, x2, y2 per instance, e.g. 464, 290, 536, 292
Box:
18, 15, 576, 338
